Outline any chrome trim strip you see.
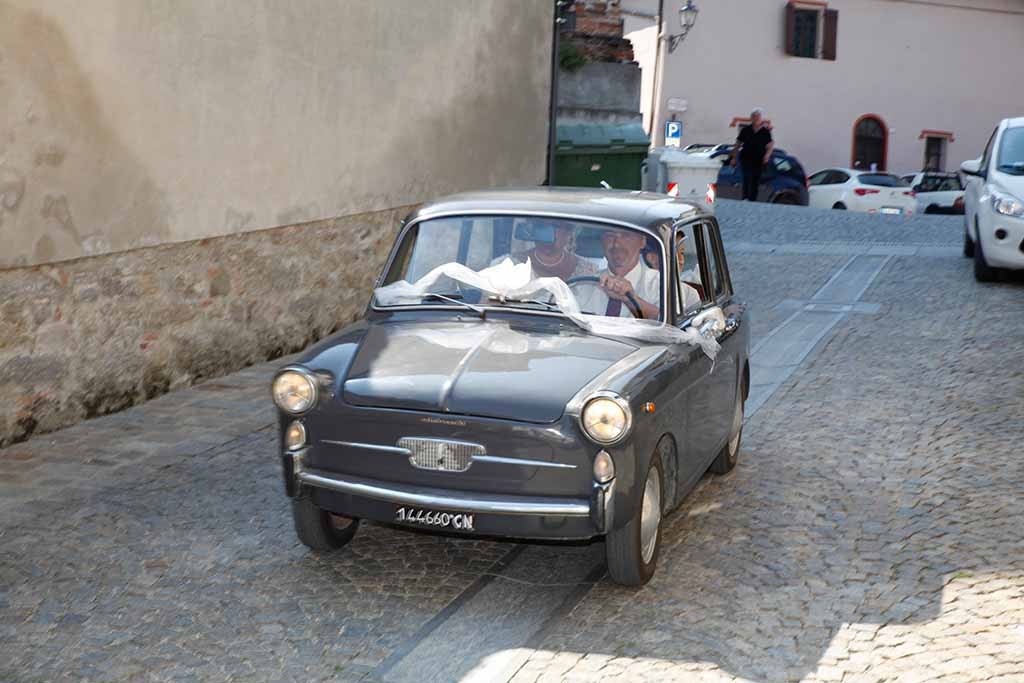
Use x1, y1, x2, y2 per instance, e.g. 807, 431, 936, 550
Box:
297, 469, 591, 516
321, 439, 576, 469
472, 455, 577, 470
321, 440, 411, 456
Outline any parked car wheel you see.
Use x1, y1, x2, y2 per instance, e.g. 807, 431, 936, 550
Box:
606, 451, 663, 586
709, 391, 744, 475
925, 205, 939, 214
292, 495, 359, 551
772, 193, 799, 205
973, 233, 999, 283
963, 231, 975, 258
832, 202, 847, 210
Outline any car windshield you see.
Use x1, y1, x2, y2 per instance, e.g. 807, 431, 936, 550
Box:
858, 173, 909, 187
996, 127, 1024, 175
379, 215, 663, 320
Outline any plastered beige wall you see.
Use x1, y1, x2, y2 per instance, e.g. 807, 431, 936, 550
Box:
624, 0, 1024, 173
0, 1, 553, 268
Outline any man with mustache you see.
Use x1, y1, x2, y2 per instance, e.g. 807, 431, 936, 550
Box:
575, 228, 660, 319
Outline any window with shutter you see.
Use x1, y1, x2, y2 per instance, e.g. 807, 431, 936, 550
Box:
823, 9, 838, 60
784, 2, 838, 61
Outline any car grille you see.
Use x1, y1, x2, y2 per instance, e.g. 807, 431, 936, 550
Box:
398, 437, 483, 473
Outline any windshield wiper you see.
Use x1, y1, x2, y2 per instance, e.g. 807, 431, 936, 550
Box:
421, 292, 485, 318
488, 296, 561, 312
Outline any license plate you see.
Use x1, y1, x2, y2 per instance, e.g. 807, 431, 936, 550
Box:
395, 506, 475, 531
880, 207, 901, 215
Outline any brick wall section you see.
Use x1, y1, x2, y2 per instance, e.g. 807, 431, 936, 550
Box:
564, 0, 635, 63
0, 206, 410, 447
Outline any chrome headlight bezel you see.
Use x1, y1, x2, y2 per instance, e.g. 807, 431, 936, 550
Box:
991, 191, 1024, 218
272, 367, 319, 415
579, 391, 633, 446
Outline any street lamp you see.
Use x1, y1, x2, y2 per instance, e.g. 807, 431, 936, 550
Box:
666, 1, 699, 53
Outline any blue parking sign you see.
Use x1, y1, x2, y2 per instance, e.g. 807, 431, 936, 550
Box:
665, 120, 682, 147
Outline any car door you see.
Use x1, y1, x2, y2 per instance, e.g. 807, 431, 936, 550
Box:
808, 169, 838, 208
696, 219, 740, 454
664, 221, 717, 500
714, 153, 742, 199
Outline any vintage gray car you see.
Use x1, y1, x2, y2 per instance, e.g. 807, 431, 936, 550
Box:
272, 188, 750, 585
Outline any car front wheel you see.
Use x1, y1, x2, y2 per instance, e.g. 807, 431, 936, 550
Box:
963, 231, 974, 258
973, 233, 999, 283
292, 494, 359, 551
606, 452, 663, 586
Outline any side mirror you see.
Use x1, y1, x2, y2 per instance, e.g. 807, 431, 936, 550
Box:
960, 159, 983, 177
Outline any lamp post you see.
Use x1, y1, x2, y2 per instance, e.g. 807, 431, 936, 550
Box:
666, 1, 699, 53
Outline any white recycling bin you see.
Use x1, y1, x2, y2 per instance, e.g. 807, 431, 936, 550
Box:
642, 147, 722, 205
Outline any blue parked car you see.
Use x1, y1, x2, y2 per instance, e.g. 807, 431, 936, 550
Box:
711, 146, 809, 205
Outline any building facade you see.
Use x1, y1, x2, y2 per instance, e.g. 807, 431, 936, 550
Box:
623, 0, 1024, 174
0, 1, 554, 446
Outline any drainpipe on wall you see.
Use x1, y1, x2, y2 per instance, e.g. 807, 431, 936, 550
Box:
545, 1, 566, 186
648, 0, 665, 141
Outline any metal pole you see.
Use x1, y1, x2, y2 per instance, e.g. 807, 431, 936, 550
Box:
545, 1, 564, 186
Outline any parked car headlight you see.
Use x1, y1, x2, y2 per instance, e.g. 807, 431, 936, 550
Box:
992, 191, 1024, 217
580, 393, 632, 445
272, 369, 318, 414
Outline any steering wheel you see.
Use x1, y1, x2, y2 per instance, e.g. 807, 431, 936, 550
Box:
565, 275, 644, 319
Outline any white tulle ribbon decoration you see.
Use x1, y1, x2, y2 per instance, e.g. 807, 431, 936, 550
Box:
374, 258, 719, 358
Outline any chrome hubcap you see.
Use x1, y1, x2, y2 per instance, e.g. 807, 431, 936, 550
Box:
639, 466, 661, 565
728, 399, 743, 456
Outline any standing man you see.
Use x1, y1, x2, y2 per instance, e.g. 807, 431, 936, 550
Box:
731, 108, 774, 201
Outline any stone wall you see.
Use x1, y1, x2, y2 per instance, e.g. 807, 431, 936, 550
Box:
0, 206, 409, 446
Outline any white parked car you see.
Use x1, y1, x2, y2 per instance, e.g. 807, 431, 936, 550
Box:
961, 117, 1024, 281
900, 172, 965, 215
807, 169, 917, 215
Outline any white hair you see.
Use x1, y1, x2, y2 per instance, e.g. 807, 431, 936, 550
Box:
751, 108, 765, 118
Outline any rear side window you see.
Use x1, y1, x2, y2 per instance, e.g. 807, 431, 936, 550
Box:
827, 170, 850, 184
808, 170, 831, 186
773, 157, 793, 173
858, 173, 908, 187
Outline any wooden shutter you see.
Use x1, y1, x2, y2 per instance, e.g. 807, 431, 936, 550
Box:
823, 9, 838, 61
784, 3, 797, 56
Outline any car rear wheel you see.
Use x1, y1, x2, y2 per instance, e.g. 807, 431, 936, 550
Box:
292, 495, 359, 551
709, 391, 744, 475
832, 202, 847, 210
606, 452, 663, 586
772, 193, 798, 205
973, 233, 999, 283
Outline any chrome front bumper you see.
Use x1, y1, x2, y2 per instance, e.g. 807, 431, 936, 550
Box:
289, 450, 613, 535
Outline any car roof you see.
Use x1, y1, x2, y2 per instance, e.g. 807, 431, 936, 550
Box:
407, 187, 710, 232
1002, 116, 1024, 128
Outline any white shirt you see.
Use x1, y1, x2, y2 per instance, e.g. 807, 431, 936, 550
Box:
575, 260, 661, 318
679, 267, 703, 313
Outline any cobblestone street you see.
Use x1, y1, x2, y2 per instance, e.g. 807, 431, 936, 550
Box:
2, 201, 1022, 682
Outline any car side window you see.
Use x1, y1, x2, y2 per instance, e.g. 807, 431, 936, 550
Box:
700, 221, 728, 301
830, 170, 851, 184
673, 224, 704, 320
808, 170, 831, 186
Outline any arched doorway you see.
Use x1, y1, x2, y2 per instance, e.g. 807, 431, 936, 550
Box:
851, 115, 888, 171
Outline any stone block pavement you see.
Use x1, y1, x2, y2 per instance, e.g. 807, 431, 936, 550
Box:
1, 201, 1022, 682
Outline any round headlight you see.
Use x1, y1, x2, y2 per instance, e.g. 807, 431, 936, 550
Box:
272, 369, 318, 414
581, 394, 632, 445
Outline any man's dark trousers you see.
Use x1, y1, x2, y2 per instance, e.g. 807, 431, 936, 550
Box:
741, 163, 762, 201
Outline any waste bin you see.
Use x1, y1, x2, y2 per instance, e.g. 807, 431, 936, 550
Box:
554, 122, 650, 190
642, 147, 721, 204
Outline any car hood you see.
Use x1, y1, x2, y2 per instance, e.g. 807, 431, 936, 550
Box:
342, 318, 638, 423
992, 172, 1024, 199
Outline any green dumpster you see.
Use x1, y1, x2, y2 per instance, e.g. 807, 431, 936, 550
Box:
554, 122, 651, 190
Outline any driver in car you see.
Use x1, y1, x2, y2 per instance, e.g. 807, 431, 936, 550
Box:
575, 229, 660, 319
